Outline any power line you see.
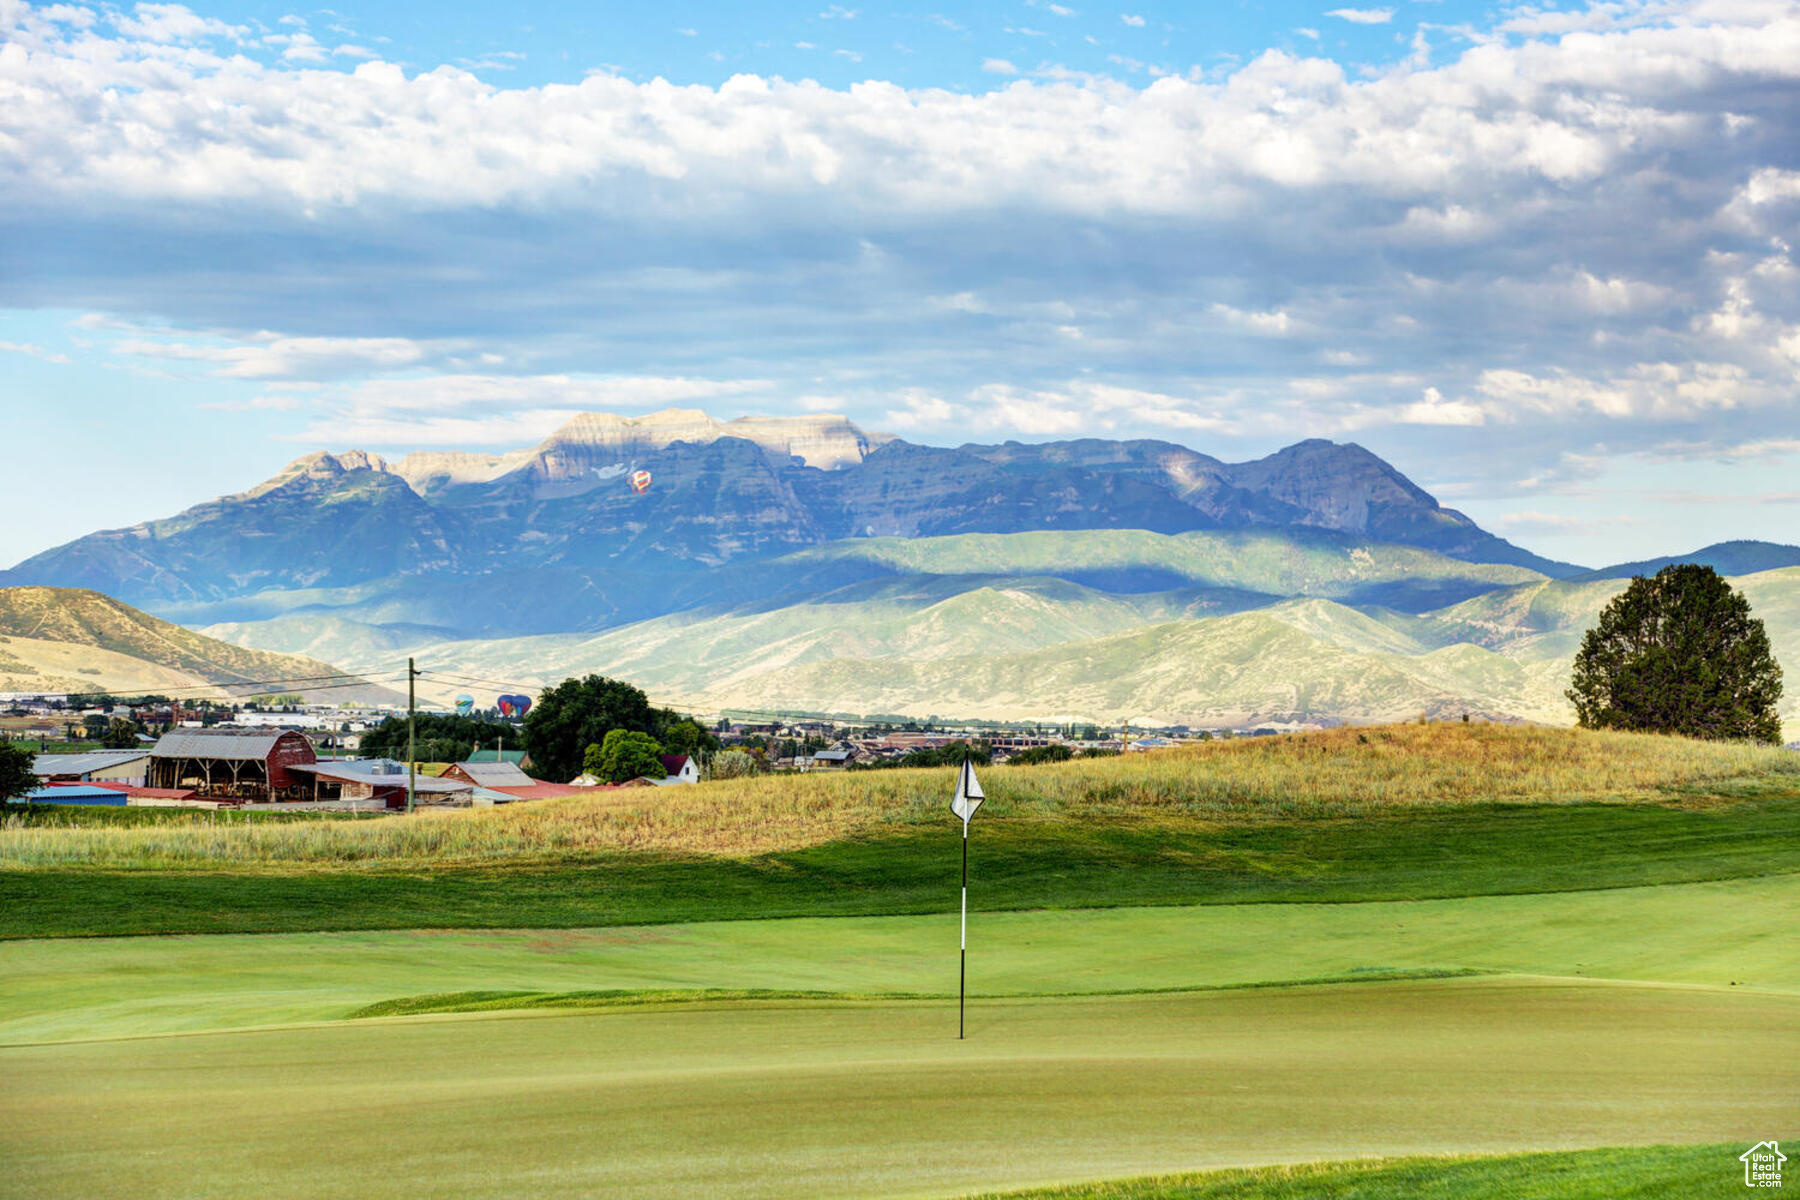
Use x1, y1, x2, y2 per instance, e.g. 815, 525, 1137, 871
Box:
415, 669, 543, 693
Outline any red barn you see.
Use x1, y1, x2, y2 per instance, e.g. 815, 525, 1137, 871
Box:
145, 728, 318, 802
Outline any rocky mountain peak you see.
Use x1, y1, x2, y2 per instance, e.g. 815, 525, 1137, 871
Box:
539, 408, 879, 470
241, 449, 392, 499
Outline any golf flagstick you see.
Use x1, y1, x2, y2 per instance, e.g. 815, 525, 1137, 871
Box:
951, 754, 985, 1039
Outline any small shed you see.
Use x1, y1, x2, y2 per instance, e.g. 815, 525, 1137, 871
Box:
145, 728, 317, 802
659, 754, 699, 785
442, 760, 536, 789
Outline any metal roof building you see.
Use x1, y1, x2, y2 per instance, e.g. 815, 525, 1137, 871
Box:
441, 760, 535, 788
146, 727, 317, 802
30, 749, 152, 784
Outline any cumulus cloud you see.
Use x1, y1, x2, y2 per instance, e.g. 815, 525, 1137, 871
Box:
112, 334, 435, 379
1, 0, 1798, 514
111, 2, 242, 42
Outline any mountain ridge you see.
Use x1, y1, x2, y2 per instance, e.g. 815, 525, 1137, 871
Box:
1, 410, 1582, 638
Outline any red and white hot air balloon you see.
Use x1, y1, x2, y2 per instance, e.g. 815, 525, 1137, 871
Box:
629, 469, 652, 495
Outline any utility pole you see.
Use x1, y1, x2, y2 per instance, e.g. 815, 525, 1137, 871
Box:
406, 657, 418, 814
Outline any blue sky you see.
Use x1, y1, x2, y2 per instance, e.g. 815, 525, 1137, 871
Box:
2, 0, 1799, 571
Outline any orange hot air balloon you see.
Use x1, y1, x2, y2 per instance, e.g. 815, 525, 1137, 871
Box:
629, 469, 652, 495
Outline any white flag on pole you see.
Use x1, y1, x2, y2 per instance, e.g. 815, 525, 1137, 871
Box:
951, 758, 984, 826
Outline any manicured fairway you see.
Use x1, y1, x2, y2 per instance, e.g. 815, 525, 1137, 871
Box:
4, 873, 1797, 1044
3, 979, 1795, 1200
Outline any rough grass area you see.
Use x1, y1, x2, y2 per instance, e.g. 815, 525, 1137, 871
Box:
964, 1144, 1745, 1200
3, 723, 1793, 869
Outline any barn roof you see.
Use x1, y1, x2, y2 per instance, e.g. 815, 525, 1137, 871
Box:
150, 728, 301, 760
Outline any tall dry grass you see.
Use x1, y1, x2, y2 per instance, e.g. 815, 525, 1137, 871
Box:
3, 723, 1794, 869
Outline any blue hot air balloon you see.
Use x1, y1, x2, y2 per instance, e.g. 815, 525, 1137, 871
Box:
498, 694, 533, 719
454, 695, 474, 717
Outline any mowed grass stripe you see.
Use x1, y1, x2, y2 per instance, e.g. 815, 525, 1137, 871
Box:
3, 981, 1792, 1200
8, 793, 1800, 940
347, 970, 1492, 1020
964, 1143, 1753, 1200
4, 873, 1796, 1045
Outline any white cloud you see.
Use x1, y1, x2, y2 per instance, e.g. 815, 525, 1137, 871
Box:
326, 373, 773, 415
4, 0, 1800, 505
1489, 510, 1646, 533
112, 3, 242, 42
1325, 7, 1394, 24
113, 335, 434, 380
1121, 13, 1145, 26
1209, 304, 1295, 336
0, 340, 72, 364
1474, 363, 1761, 421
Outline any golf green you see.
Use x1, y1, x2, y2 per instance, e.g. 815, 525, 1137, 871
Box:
3, 979, 1793, 1200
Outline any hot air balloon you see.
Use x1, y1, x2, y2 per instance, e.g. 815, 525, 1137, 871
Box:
454, 695, 474, 717
629, 469, 652, 495
498, 694, 533, 719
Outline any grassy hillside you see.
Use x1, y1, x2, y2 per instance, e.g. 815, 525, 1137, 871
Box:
6, 723, 1790, 868
199, 539, 1800, 729
0, 586, 401, 703
786, 529, 1547, 602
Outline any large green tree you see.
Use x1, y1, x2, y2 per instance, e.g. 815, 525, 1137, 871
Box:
0, 742, 36, 808
1568, 564, 1784, 744
524, 675, 664, 782
584, 730, 667, 784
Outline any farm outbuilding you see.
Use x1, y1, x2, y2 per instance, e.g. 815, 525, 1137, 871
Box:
441, 760, 535, 789
145, 728, 317, 803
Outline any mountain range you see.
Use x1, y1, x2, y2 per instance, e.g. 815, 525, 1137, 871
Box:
4, 409, 1792, 732
0, 409, 1574, 636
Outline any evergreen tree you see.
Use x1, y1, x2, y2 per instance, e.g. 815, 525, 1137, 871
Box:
0, 741, 35, 807
1568, 564, 1784, 743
